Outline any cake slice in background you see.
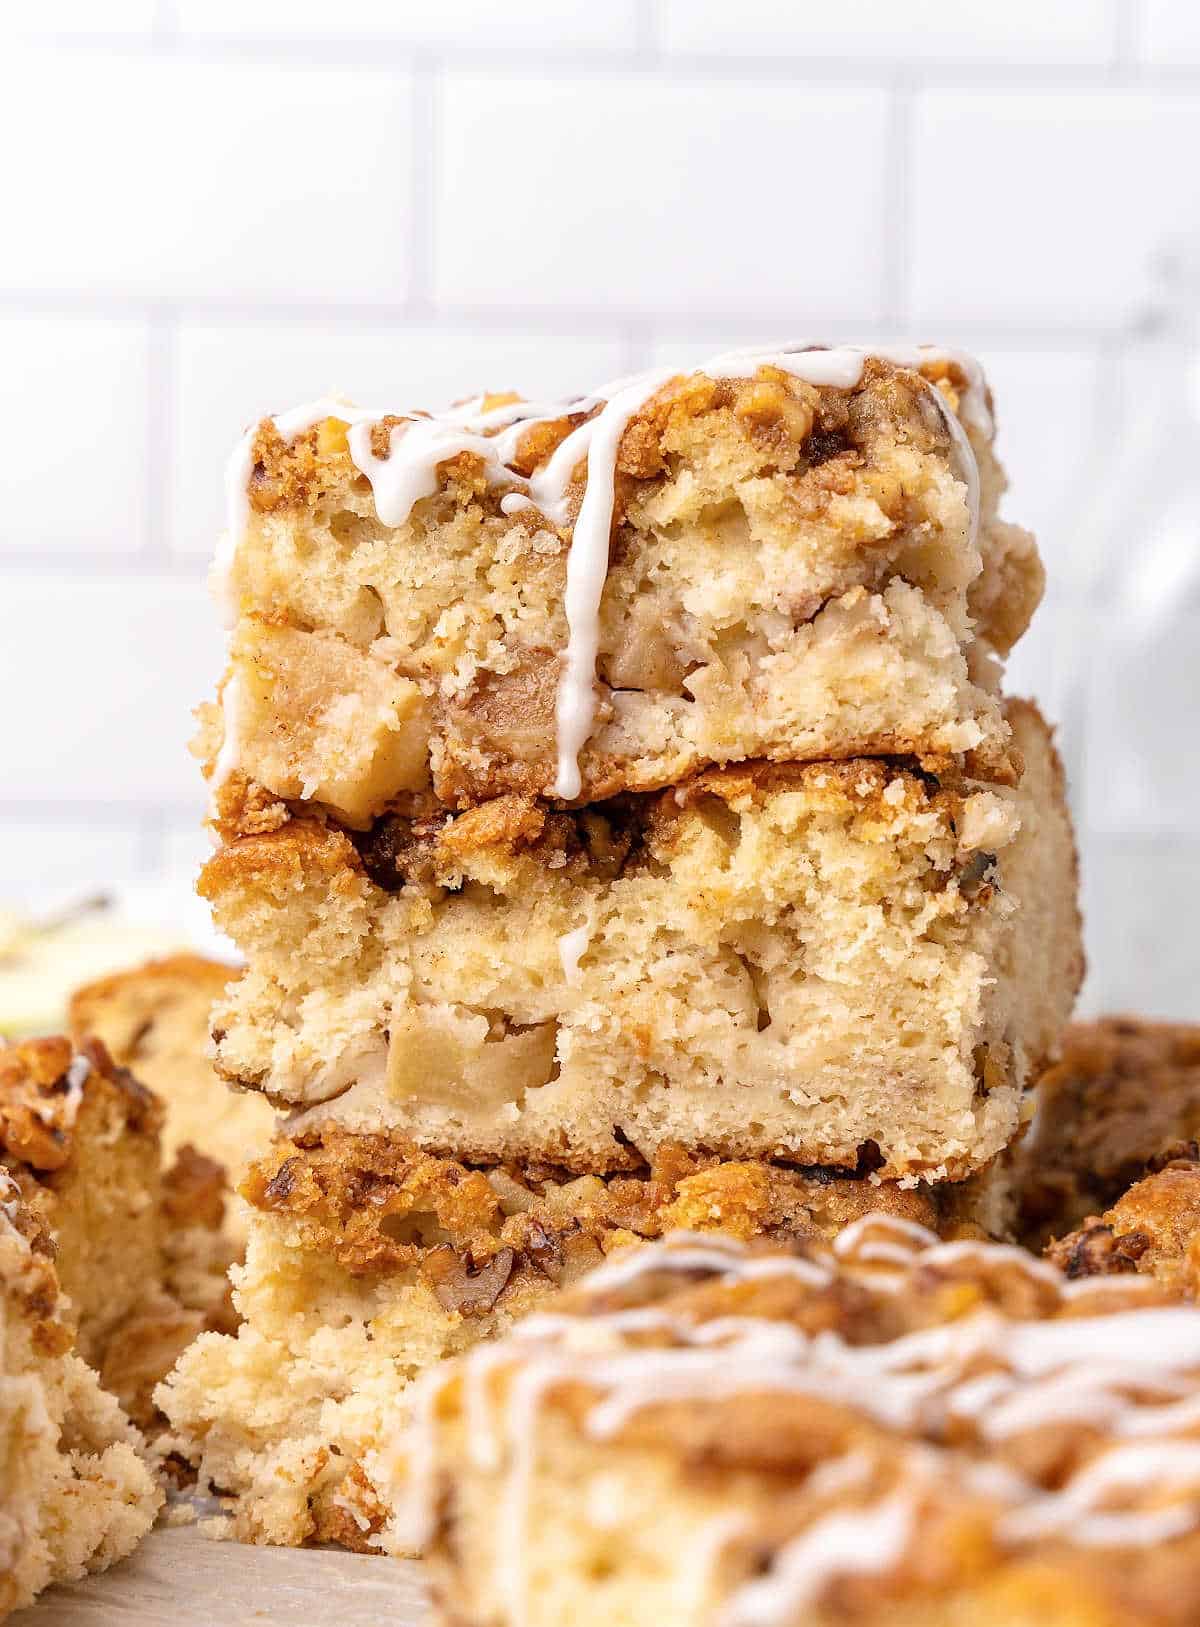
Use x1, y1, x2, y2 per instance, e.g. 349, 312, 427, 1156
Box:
69, 953, 276, 1245
1014, 1016, 1200, 1250
1044, 1143, 1200, 1297
0, 901, 190, 1042
0, 1036, 234, 1430
0, 1173, 160, 1619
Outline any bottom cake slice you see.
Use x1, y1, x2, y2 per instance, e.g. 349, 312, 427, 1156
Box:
155, 1130, 1009, 1551
398, 1220, 1200, 1627
1, 1173, 161, 1619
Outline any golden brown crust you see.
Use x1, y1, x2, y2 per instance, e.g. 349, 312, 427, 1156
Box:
245, 359, 953, 533
242, 1129, 996, 1318
209, 349, 1033, 835
199, 817, 363, 902
68, 953, 233, 1030
161, 1144, 228, 1233
0, 1171, 72, 1357
204, 751, 993, 908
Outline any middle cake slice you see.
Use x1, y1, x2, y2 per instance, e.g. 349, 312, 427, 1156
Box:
203, 700, 1080, 1182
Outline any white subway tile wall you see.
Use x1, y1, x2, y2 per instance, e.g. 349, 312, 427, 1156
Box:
1, 317, 151, 556
435, 77, 892, 316
661, 1, 1117, 65
3, 0, 1198, 1019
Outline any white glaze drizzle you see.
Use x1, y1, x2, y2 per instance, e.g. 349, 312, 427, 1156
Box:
0, 1171, 28, 1244
212, 345, 988, 799
398, 1216, 1200, 1620
557, 923, 591, 988
722, 1492, 914, 1625
998, 1440, 1200, 1546
30, 1051, 91, 1130
537, 368, 676, 797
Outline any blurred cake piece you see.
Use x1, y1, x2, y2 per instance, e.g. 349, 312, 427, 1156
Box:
1016, 1017, 1200, 1249
1, 1036, 165, 1372
0, 1036, 234, 1430
403, 1220, 1200, 1627
69, 954, 276, 1230
203, 346, 1041, 832
0, 1174, 160, 1619
0, 899, 190, 1042
202, 701, 1081, 1184
1045, 1145, 1200, 1299
156, 1130, 1008, 1552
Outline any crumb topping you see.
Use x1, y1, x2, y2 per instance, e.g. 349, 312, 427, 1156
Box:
241, 1130, 991, 1316
0, 1036, 161, 1175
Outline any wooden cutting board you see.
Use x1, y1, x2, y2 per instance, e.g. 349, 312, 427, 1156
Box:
17, 1528, 430, 1626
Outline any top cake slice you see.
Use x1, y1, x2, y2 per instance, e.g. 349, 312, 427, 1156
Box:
202, 345, 1042, 832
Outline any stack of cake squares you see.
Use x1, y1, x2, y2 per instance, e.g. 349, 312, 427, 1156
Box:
157, 345, 1084, 1549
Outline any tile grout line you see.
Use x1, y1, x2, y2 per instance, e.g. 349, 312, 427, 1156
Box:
880, 77, 915, 330
636, 0, 664, 63
407, 53, 437, 315
619, 319, 656, 373
144, 309, 177, 561
150, 0, 178, 47
136, 806, 169, 879
1112, 0, 1143, 73
0, 289, 1142, 348
14, 32, 1199, 88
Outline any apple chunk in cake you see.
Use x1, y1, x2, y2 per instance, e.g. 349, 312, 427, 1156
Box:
400, 1221, 1200, 1627
154, 1130, 1008, 1552
202, 345, 1042, 831
201, 701, 1081, 1182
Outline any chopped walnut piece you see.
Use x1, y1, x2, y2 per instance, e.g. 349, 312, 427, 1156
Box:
423, 1246, 516, 1315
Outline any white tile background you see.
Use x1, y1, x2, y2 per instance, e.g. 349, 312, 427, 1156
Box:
3, 0, 1199, 1018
